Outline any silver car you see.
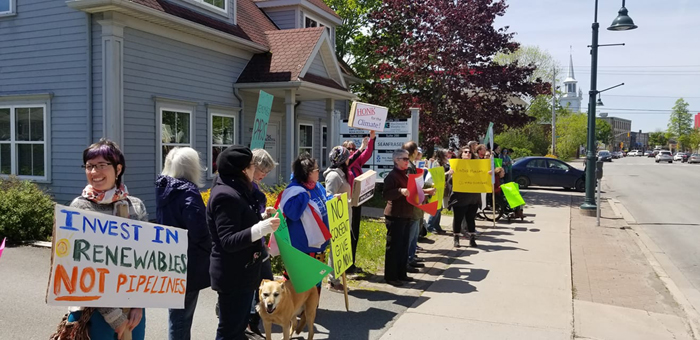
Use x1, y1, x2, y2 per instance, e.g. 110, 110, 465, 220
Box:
655, 150, 673, 163
689, 154, 700, 164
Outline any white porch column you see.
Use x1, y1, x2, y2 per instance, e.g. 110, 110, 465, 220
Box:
98, 13, 125, 147
285, 89, 296, 179
325, 98, 335, 154
409, 107, 420, 143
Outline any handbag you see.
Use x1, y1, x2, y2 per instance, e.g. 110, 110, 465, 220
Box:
49, 308, 94, 340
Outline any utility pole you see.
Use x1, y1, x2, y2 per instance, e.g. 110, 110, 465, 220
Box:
551, 66, 557, 155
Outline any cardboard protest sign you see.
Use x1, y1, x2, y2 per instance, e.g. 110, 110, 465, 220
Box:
348, 101, 388, 132
326, 193, 352, 276
449, 159, 493, 193
351, 170, 376, 207
407, 168, 438, 216
274, 227, 332, 293
494, 158, 503, 168
501, 182, 526, 208
0, 237, 5, 260
250, 90, 274, 150
47, 205, 188, 308
427, 167, 445, 210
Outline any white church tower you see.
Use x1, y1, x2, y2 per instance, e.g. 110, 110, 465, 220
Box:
559, 53, 583, 112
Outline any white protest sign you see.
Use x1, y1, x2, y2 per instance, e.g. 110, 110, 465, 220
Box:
46, 205, 188, 308
348, 102, 389, 132
351, 170, 377, 207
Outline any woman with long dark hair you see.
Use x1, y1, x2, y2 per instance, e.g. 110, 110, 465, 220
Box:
449, 145, 481, 248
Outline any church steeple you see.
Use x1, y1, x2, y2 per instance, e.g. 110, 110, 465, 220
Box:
559, 49, 583, 112
566, 53, 575, 81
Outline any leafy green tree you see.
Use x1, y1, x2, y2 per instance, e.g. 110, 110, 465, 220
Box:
493, 45, 561, 84
322, 0, 381, 61
596, 119, 613, 146
555, 114, 587, 160
648, 131, 669, 148
494, 122, 551, 157
689, 129, 700, 153
668, 98, 692, 141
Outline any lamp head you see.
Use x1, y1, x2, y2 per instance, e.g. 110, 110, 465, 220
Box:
608, 5, 638, 31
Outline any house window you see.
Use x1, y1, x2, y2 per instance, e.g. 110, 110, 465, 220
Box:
160, 109, 192, 170
321, 125, 328, 169
298, 124, 313, 156
0, 0, 15, 16
0, 106, 47, 179
305, 17, 318, 28
210, 113, 236, 176
203, 0, 225, 10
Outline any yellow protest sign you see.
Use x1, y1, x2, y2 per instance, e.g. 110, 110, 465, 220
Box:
428, 167, 445, 210
326, 193, 353, 276
449, 159, 493, 193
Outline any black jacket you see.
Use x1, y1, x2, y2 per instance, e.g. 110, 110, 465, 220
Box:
383, 167, 414, 219
155, 175, 211, 292
207, 175, 264, 292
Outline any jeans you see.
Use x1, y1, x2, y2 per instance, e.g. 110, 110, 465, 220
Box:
453, 204, 479, 234
426, 209, 443, 232
168, 290, 200, 340
407, 220, 420, 263
350, 205, 362, 271
217, 290, 255, 340
68, 309, 146, 340
384, 217, 410, 281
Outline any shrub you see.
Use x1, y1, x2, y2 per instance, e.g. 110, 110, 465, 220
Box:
0, 176, 55, 243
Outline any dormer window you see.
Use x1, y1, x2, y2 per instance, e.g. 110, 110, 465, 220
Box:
183, 0, 228, 16
204, 0, 225, 10
304, 14, 332, 43
305, 16, 318, 28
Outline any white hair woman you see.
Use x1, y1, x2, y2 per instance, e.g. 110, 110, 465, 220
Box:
155, 147, 211, 340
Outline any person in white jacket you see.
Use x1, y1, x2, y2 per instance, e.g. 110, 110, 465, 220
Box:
323, 146, 352, 292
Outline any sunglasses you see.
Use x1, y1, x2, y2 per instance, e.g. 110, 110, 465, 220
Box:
347, 147, 357, 152
397, 157, 410, 161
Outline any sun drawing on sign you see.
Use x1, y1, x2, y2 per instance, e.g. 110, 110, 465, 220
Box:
55, 238, 71, 258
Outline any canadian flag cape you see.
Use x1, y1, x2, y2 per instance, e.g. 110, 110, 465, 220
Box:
268, 186, 331, 256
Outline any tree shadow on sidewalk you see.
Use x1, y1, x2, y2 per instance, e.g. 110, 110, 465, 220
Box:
520, 190, 574, 208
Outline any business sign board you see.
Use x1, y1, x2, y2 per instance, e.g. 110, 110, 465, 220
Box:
339, 119, 412, 183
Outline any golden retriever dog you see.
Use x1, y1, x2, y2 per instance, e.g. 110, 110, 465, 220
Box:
257, 279, 320, 340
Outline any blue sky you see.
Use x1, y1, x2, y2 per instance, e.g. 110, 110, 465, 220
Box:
495, 0, 700, 132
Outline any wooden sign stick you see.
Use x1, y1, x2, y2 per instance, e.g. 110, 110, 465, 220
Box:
342, 272, 349, 312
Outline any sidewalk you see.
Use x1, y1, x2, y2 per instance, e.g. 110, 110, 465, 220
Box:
373, 190, 697, 340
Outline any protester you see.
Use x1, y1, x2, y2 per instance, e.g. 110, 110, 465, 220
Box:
426, 148, 453, 234
280, 153, 333, 292
248, 148, 278, 336
382, 149, 413, 287
323, 146, 352, 292
207, 145, 280, 340
155, 147, 211, 340
345, 130, 376, 275
449, 145, 481, 248
476, 144, 488, 159
402, 141, 436, 272
67, 138, 146, 340
502, 148, 513, 183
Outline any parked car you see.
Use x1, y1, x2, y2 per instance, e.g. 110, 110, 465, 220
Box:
655, 150, 673, 163
645, 151, 654, 157
597, 150, 613, 162
673, 152, 688, 162
689, 154, 700, 164
511, 157, 586, 192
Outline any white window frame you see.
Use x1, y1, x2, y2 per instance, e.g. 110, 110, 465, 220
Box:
208, 107, 239, 179
298, 122, 314, 157
321, 124, 328, 169
181, 0, 228, 17
0, 0, 16, 17
156, 101, 195, 174
0, 100, 51, 182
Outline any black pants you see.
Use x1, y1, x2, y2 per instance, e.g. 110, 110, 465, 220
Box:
453, 204, 479, 234
384, 217, 410, 281
350, 205, 362, 270
217, 289, 255, 340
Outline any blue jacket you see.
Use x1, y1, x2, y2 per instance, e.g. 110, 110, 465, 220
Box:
155, 175, 211, 292
283, 179, 332, 253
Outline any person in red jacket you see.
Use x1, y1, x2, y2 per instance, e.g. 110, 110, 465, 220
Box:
342, 130, 376, 274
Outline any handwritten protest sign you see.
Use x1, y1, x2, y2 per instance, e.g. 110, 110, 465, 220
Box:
428, 167, 445, 210
351, 170, 376, 207
46, 205, 188, 308
449, 159, 493, 193
327, 193, 352, 276
407, 168, 438, 216
348, 101, 388, 132
250, 90, 274, 150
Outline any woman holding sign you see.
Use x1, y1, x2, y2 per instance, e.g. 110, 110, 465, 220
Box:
207, 145, 280, 340
66, 139, 146, 340
324, 146, 352, 292
449, 145, 481, 248
155, 147, 211, 340
382, 149, 414, 287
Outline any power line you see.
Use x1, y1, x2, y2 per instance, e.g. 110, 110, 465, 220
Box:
602, 95, 700, 99
601, 108, 700, 112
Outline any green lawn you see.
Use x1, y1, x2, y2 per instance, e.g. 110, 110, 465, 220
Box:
354, 217, 387, 275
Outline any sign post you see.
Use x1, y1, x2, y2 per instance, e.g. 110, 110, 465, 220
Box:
250, 90, 274, 150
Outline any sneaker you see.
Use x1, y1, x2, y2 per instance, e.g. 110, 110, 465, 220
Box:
408, 260, 425, 268
327, 282, 345, 293
406, 266, 420, 273
470, 234, 478, 247
435, 228, 447, 235
386, 279, 404, 287
454, 235, 460, 248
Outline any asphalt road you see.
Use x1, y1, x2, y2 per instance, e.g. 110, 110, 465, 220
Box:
602, 156, 700, 293
0, 246, 415, 340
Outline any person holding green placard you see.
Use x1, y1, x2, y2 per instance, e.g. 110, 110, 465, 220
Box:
207, 145, 280, 340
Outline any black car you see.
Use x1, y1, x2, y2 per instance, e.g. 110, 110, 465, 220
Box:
597, 150, 613, 162
511, 157, 586, 191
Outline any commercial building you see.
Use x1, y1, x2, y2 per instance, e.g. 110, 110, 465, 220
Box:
600, 116, 632, 151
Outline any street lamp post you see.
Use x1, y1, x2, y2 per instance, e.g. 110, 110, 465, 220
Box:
581, 0, 637, 212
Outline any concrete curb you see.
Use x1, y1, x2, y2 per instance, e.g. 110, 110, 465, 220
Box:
608, 198, 700, 340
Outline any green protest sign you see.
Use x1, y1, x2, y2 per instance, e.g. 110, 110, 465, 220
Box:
501, 182, 526, 208
276, 237, 332, 293
428, 167, 445, 210
250, 90, 274, 150
272, 209, 290, 245
494, 158, 503, 168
